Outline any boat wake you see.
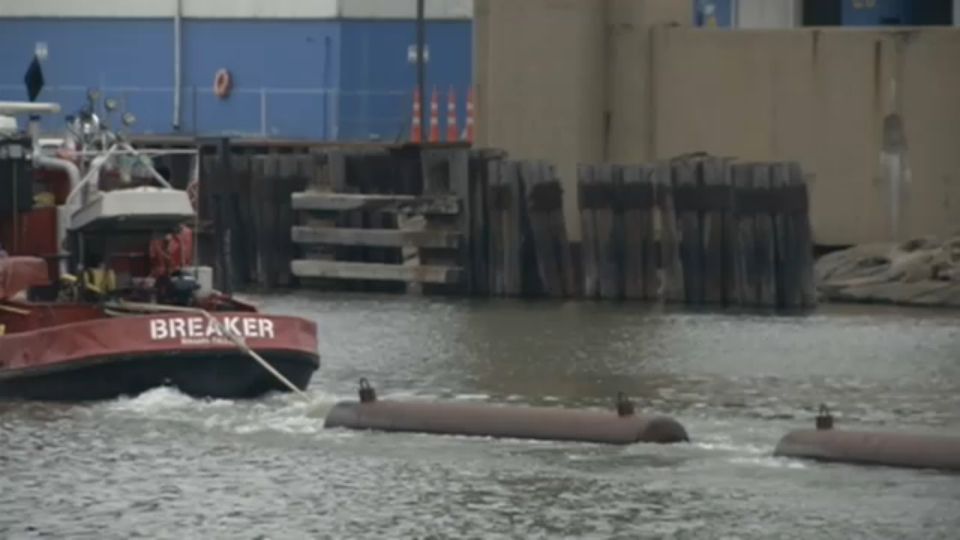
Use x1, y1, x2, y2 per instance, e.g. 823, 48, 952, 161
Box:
97, 387, 350, 437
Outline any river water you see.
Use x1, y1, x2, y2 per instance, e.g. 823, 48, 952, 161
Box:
2, 293, 959, 539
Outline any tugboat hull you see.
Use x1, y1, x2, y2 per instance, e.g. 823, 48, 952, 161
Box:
0, 311, 320, 401
0, 350, 318, 401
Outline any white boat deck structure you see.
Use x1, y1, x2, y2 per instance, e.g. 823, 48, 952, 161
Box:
69, 187, 194, 232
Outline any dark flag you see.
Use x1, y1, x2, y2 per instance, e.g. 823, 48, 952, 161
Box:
24, 55, 45, 102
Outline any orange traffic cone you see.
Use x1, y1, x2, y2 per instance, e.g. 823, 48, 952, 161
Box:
429, 87, 440, 143
446, 86, 458, 142
410, 87, 422, 143
464, 86, 475, 144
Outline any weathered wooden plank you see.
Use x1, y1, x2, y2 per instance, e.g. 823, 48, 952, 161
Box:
468, 151, 494, 295
393, 149, 425, 294
672, 156, 702, 304
291, 260, 462, 284
547, 163, 576, 297
199, 154, 220, 271
655, 161, 684, 303
420, 148, 470, 295
719, 158, 739, 306
788, 161, 817, 308
487, 159, 506, 296
596, 164, 623, 300
578, 164, 600, 299
291, 192, 460, 215
522, 160, 567, 298
621, 164, 656, 300
700, 156, 729, 305
229, 154, 253, 287
295, 154, 338, 288
770, 162, 793, 308
753, 163, 778, 308
267, 156, 300, 288
250, 155, 271, 287
292, 226, 461, 248
731, 163, 758, 307
501, 161, 523, 296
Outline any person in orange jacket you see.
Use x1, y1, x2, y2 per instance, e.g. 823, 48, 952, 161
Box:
149, 224, 194, 279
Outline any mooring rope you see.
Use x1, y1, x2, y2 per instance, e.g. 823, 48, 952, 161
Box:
105, 300, 309, 401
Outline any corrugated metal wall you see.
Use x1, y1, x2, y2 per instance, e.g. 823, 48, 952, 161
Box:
182, 20, 340, 138
0, 19, 176, 134
338, 20, 472, 141
0, 14, 471, 141
0, 19, 342, 138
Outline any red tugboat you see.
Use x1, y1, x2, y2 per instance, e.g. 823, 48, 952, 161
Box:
0, 82, 319, 401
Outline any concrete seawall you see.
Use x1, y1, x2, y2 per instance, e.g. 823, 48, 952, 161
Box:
474, 0, 960, 247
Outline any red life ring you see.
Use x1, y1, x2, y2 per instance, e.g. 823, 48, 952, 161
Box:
213, 69, 232, 99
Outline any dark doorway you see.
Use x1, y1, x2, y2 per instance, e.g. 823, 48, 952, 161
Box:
802, 0, 843, 26
909, 0, 953, 25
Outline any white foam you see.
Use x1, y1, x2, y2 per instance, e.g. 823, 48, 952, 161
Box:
693, 440, 768, 455
452, 393, 490, 401
729, 455, 807, 469
105, 387, 233, 414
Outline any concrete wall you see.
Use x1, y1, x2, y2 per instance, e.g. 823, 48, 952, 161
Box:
475, 0, 691, 237
652, 27, 960, 245
475, 1, 960, 245
735, 0, 798, 28
475, 0, 608, 234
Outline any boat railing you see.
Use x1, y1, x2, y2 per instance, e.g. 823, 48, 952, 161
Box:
64, 142, 193, 208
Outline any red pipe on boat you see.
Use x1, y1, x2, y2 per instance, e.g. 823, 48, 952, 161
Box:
774, 405, 960, 472
324, 379, 689, 445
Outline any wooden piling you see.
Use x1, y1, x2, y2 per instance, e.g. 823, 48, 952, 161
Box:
546, 163, 576, 297
503, 161, 524, 297
620, 165, 657, 300
789, 161, 817, 308
719, 158, 739, 306
699, 157, 731, 305
595, 164, 623, 300
770, 162, 793, 308
192, 138, 819, 305
672, 156, 703, 304
752, 163, 778, 308
487, 160, 524, 296
655, 161, 684, 303
467, 150, 497, 295
578, 164, 601, 299
486, 159, 506, 296
731, 163, 758, 306
521, 161, 572, 298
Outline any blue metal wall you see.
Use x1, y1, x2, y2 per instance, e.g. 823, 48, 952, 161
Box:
181, 20, 340, 138
338, 20, 472, 142
0, 18, 471, 141
0, 19, 175, 134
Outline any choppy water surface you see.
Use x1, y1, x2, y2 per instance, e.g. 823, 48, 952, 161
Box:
3, 294, 960, 539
